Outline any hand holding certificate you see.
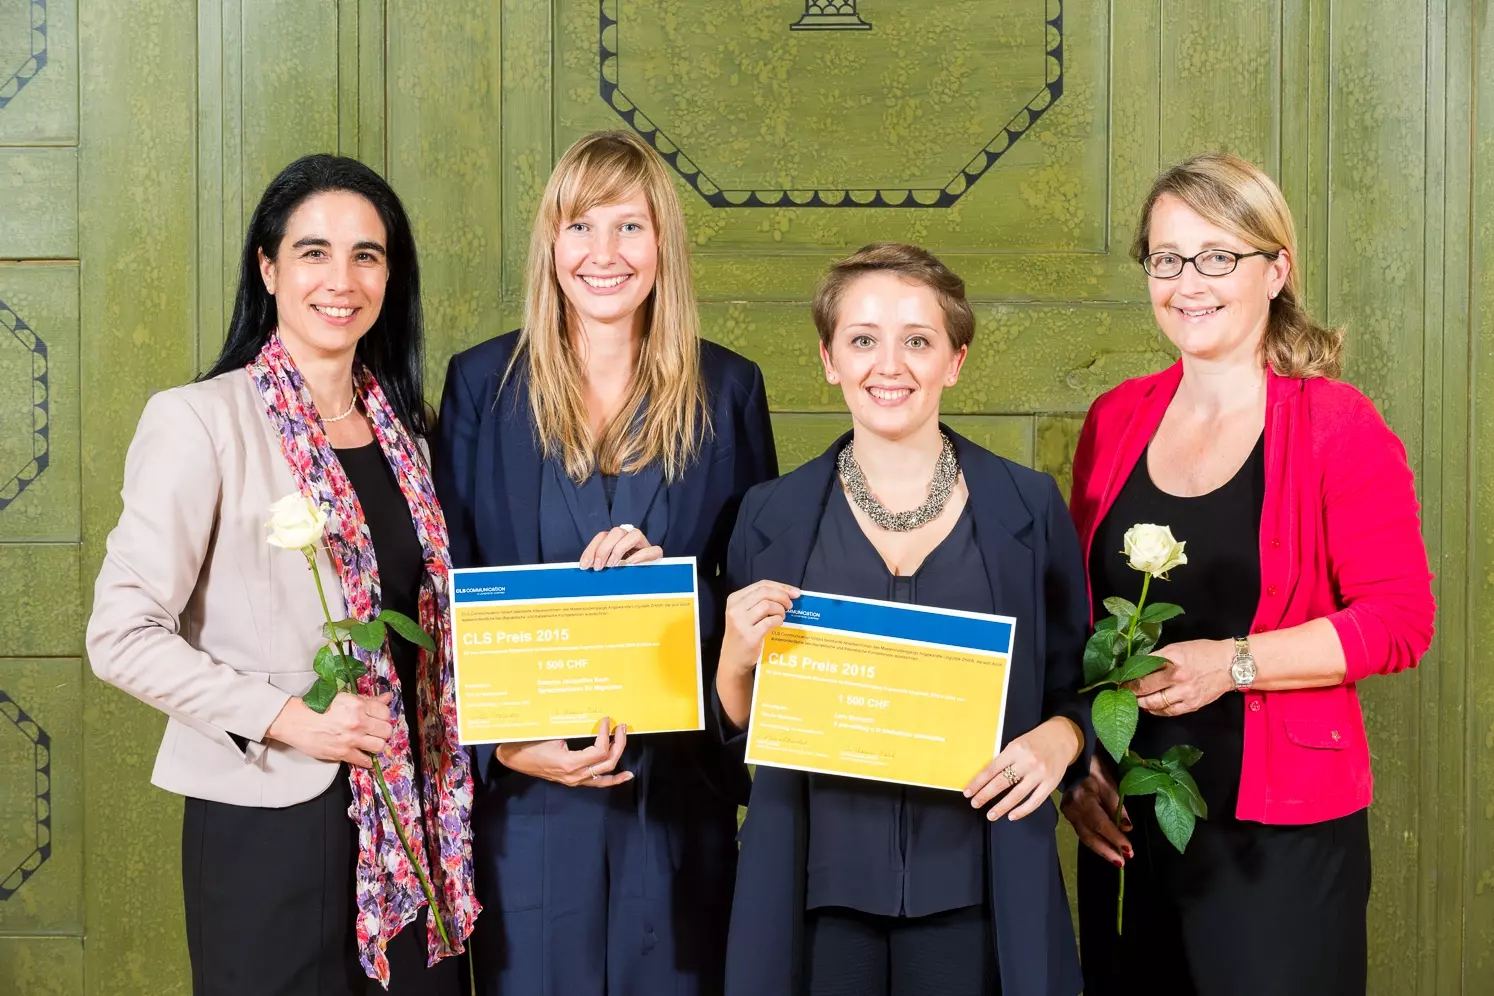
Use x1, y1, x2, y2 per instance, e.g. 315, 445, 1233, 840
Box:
741, 592, 1016, 792
450, 558, 704, 745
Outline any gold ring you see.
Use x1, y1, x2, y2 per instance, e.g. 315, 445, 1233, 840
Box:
1000, 765, 1020, 788
1159, 689, 1172, 710
589, 765, 599, 780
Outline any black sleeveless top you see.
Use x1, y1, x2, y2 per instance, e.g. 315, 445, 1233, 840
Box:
1088, 435, 1265, 813
337, 442, 428, 792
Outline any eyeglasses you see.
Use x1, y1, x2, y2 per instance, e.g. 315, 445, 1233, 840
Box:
1142, 249, 1279, 279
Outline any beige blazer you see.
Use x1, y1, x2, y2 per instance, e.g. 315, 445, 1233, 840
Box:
87, 371, 351, 808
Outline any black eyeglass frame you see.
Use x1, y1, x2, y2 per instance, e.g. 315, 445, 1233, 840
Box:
1141, 248, 1280, 279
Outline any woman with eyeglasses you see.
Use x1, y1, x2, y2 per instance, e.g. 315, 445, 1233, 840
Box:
1061, 153, 1435, 995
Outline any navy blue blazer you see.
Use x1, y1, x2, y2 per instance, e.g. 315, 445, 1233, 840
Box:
721, 430, 1091, 996
434, 330, 778, 796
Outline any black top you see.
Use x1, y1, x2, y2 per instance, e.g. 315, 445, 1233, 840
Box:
337, 442, 429, 793
1088, 434, 1265, 813
801, 486, 992, 918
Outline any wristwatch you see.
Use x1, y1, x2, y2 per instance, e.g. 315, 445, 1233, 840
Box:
1230, 636, 1257, 690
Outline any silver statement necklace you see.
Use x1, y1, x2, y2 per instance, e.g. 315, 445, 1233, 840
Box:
837, 432, 960, 532
322, 394, 359, 423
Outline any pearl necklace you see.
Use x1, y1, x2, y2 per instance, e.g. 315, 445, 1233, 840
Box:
322, 394, 359, 423
837, 432, 960, 532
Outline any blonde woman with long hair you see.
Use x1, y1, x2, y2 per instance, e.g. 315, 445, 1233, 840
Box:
434, 131, 777, 995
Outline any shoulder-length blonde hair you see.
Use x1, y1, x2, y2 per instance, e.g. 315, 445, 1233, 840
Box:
1132, 152, 1344, 379
509, 130, 707, 482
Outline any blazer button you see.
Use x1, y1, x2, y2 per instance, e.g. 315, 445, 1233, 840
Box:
1331, 729, 1341, 741
1270, 538, 1281, 549
1267, 585, 1279, 596
1249, 700, 1261, 712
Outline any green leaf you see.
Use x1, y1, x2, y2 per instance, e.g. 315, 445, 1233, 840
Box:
1112, 654, 1168, 685
1092, 688, 1139, 762
1133, 621, 1162, 656
1102, 596, 1138, 630
344, 659, 368, 682
313, 645, 340, 682
1095, 616, 1118, 632
321, 619, 357, 641
303, 677, 338, 714
349, 619, 387, 652
1154, 784, 1197, 852
1117, 751, 1145, 778
1161, 744, 1204, 771
1140, 602, 1185, 625
380, 608, 437, 652
1169, 769, 1208, 818
1117, 765, 1172, 797
1083, 629, 1125, 685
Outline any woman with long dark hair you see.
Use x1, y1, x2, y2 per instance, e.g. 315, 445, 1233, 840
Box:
88, 154, 478, 994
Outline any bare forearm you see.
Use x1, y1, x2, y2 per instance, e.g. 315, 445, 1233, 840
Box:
1249, 617, 1348, 690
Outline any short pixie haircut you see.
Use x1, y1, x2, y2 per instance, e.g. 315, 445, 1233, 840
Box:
810, 242, 976, 351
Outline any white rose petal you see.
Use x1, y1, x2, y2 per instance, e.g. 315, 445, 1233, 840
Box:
1122, 523, 1188, 578
266, 493, 330, 551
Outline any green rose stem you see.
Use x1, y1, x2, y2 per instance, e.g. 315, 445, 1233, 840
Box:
302, 549, 452, 950
1109, 572, 1149, 935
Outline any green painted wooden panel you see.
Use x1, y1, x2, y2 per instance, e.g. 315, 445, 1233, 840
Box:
0, 936, 84, 996
0, 149, 76, 258
1325, 3, 1432, 992
1467, 2, 1494, 986
0, 0, 78, 145
1159, 0, 1280, 170
78, 0, 200, 991
0, 544, 77, 657
0, 658, 83, 934
0, 263, 79, 542
499, 0, 554, 323
387, 0, 504, 379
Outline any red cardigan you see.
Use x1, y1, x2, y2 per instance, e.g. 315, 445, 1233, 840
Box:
1070, 362, 1436, 824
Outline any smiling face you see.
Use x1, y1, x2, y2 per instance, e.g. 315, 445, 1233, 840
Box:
259, 190, 389, 362
820, 271, 967, 443
553, 191, 660, 338
1145, 193, 1289, 365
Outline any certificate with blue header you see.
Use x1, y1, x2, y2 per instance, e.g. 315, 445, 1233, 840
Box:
744, 592, 1016, 791
449, 558, 702, 744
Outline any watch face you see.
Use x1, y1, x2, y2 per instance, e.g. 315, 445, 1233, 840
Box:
1232, 657, 1257, 686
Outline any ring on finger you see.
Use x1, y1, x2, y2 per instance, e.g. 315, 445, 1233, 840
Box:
1000, 764, 1020, 788
589, 764, 599, 780
618, 523, 635, 533
1158, 688, 1172, 710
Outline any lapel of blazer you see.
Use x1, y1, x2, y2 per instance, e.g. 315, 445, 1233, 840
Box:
952, 428, 1033, 636
745, 439, 842, 587
494, 370, 542, 564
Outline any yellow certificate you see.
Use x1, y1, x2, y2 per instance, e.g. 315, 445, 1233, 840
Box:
450, 559, 702, 744
744, 592, 1015, 791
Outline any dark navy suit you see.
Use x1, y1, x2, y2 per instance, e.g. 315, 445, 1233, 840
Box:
434, 331, 777, 996
718, 430, 1091, 996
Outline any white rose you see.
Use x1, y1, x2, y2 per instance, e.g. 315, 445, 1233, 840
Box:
265, 493, 330, 551
1122, 523, 1188, 577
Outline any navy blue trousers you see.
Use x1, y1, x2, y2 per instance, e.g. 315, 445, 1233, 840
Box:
468, 755, 738, 996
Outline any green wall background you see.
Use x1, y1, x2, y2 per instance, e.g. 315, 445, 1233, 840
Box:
1, 0, 1492, 991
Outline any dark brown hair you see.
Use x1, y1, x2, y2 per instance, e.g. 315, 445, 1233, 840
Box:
811, 242, 976, 351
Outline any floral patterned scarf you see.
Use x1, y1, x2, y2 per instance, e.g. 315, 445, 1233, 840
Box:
248, 333, 479, 985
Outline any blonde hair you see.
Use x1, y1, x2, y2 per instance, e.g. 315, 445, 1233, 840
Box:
1133, 152, 1343, 379
510, 131, 707, 481
812, 243, 976, 352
